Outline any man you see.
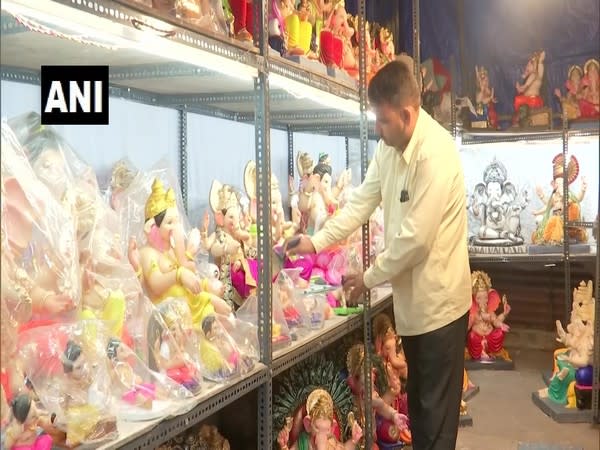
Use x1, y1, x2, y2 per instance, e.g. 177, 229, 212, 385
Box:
284, 59, 471, 450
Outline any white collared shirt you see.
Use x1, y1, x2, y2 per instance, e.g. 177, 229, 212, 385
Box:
311, 108, 471, 336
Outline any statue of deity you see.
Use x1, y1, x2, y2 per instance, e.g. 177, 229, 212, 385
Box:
531, 154, 588, 246
579, 58, 600, 119
345, 344, 410, 447
467, 271, 511, 362
468, 158, 529, 254
554, 64, 585, 121
277, 388, 362, 450
512, 50, 549, 128
472, 66, 499, 129
539, 280, 595, 407
202, 180, 258, 308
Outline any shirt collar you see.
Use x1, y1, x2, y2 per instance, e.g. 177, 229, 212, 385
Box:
401, 107, 426, 164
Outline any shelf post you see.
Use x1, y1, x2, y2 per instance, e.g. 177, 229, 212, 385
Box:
412, 0, 421, 90
593, 163, 600, 423
288, 125, 294, 218
178, 109, 188, 213
345, 136, 350, 169
358, 0, 373, 447
562, 117, 571, 325
254, 0, 273, 447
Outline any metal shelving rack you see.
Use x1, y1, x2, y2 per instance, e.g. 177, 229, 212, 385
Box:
0, 0, 389, 447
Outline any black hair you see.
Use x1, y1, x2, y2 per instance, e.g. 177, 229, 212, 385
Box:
202, 315, 216, 336
63, 340, 82, 373
368, 60, 420, 108
312, 163, 332, 179
11, 393, 32, 424
106, 337, 122, 360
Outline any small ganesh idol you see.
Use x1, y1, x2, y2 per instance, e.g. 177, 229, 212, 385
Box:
531, 154, 588, 246
147, 299, 204, 392
135, 178, 232, 327
202, 180, 258, 308
580, 58, 600, 118
554, 64, 585, 121
512, 50, 548, 127
3, 393, 55, 450
345, 343, 411, 447
472, 65, 499, 129
277, 388, 362, 450
467, 271, 511, 362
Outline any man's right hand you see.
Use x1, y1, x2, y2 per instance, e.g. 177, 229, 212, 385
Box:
283, 234, 316, 256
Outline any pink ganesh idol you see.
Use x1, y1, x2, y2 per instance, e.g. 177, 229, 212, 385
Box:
467, 271, 511, 361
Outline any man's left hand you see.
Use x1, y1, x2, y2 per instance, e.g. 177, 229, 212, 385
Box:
342, 272, 366, 305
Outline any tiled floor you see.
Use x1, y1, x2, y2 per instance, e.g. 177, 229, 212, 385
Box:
455, 349, 599, 450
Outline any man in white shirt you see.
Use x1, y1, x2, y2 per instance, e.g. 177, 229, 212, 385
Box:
285, 60, 471, 450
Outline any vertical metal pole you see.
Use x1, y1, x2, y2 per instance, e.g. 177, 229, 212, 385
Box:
254, 0, 273, 447
178, 109, 188, 213
287, 125, 294, 217
358, 0, 372, 447
562, 119, 570, 325
450, 55, 457, 139
345, 136, 350, 169
593, 164, 600, 423
412, 0, 421, 91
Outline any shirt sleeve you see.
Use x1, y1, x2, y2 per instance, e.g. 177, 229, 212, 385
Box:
363, 151, 452, 289
311, 144, 383, 253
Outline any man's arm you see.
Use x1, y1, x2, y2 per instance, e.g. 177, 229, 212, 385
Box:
363, 151, 453, 289
311, 145, 382, 252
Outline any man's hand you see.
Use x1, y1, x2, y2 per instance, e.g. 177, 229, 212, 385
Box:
342, 272, 366, 305
283, 234, 316, 256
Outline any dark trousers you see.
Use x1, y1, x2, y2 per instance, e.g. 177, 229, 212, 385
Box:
401, 312, 468, 450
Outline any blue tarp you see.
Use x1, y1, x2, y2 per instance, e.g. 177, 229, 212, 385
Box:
346, 0, 599, 117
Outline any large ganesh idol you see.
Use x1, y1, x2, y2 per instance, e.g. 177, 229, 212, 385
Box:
135, 178, 232, 325
580, 58, 600, 118
1, 123, 80, 408
319, 0, 355, 74
530, 154, 588, 249
471, 66, 499, 130
539, 280, 595, 408
202, 180, 258, 308
468, 157, 529, 255
512, 50, 550, 128
467, 271, 511, 363
8, 114, 147, 354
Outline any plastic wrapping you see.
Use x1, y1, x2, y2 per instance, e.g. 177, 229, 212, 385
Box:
147, 299, 203, 394
105, 336, 192, 421
9, 114, 152, 361
176, 0, 230, 36
198, 313, 256, 381
1, 122, 80, 326
17, 321, 118, 448
273, 270, 303, 330
237, 294, 292, 351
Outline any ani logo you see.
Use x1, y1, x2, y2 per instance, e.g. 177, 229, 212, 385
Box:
41, 65, 109, 125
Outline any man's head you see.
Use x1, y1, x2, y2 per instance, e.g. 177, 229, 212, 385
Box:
368, 59, 421, 150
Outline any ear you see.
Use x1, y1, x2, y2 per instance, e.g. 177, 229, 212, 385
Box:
303, 416, 311, 433
143, 218, 156, 235
209, 180, 223, 214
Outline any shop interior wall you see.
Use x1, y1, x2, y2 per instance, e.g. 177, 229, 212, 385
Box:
398, 0, 600, 117
1, 80, 349, 226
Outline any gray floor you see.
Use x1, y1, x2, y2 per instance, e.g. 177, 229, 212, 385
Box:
455, 349, 599, 450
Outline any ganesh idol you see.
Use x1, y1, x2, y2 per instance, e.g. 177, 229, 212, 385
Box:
134, 178, 233, 327
531, 154, 588, 246
512, 50, 549, 127
201, 180, 258, 308
467, 271, 511, 362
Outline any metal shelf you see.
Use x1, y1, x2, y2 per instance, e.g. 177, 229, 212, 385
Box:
469, 252, 597, 265
96, 364, 269, 450
0, 0, 365, 129
271, 286, 393, 377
